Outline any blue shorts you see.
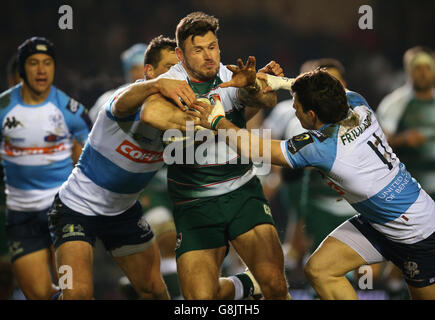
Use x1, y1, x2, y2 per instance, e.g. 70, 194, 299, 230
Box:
5, 208, 52, 263
349, 215, 435, 288
48, 194, 155, 257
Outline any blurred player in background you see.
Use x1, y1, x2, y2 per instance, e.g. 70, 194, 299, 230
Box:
88, 43, 148, 123
377, 46, 435, 200
0, 53, 22, 300
0, 37, 91, 299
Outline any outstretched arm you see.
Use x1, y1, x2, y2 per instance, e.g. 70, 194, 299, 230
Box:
219, 56, 277, 109
191, 100, 289, 167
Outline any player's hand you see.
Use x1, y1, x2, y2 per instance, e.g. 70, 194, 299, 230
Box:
157, 78, 196, 111
258, 61, 284, 77
256, 73, 294, 94
219, 56, 257, 89
190, 97, 226, 130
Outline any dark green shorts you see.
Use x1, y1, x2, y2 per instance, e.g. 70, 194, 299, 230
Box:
173, 177, 275, 259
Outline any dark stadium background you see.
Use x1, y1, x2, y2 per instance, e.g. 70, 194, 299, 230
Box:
2, 0, 434, 299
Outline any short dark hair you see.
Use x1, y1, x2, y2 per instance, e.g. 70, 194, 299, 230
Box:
300, 58, 346, 78
176, 11, 219, 50
291, 68, 349, 124
144, 35, 176, 68
403, 46, 434, 73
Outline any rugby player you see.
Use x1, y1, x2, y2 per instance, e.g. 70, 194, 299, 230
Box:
196, 68, 435, 299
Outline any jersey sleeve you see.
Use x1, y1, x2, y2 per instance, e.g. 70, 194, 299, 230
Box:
280, 131, 338, 172
55, 88, 92, 144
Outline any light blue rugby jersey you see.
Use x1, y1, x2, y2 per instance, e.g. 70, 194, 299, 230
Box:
59, 84, 165, 216
0, 83, 91, 211
280, 91, 435, 243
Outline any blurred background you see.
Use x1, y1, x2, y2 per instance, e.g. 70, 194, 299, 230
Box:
1, 0, 434, 299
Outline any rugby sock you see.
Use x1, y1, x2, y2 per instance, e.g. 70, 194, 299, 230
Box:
50, 290, 62, 300
233, 273, 255, 299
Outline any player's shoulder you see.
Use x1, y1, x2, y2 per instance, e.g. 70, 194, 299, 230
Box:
286, 128, 333, 155
345, 89, 371, 109
0, 84, 20, 111
51, 86, 85, 114
158, 62, 187, 80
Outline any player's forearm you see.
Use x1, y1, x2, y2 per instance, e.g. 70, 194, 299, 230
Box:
216, 118, 288, 166
113, 79, 161, 118
141, 93, 196, 131
238, 79, 277, 109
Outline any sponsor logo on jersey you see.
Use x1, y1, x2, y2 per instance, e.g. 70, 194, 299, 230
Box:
287, 133, 314, 154
3, 141, 66, 156
3, 116, 23, 130
44, 133, 67, 142
116, 140, 163, 163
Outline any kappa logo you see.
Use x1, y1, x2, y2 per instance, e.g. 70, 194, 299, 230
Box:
3, 116, 23, 130
116, 140, 163, 164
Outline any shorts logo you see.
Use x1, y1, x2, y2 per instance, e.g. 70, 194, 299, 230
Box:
263, 204, 272, 216
62, 224, 85, 238
175, 232, 182, 250
9, 241, 23, 257
137, 216, 152, 237
403, 261, 420, 279
116, 140, 163, 164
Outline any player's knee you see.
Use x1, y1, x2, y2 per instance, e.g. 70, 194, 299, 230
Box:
258, 270, 288, 298
183, 288, 217, 300
304, 255, 327, 282
61, 286, 93, 300
23, 284, 55, 300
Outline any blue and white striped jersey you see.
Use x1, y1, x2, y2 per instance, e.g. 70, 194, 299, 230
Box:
280, 90, 435, 244
59, 85, 165, 216
0, 83, 91, 212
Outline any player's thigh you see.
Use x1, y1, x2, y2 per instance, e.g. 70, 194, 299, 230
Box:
231, 223, 284, 270
55, 240, 94, 294
12, 248, 56, 299
113, 239, 161, 289
407, 283, 435, 300
306, 218, 384, 277
176, 247, 227, 299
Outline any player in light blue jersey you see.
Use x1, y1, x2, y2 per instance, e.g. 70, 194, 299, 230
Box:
0, 37, 91, 299
196, 68, 435, 299
47, 38, 204, 299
